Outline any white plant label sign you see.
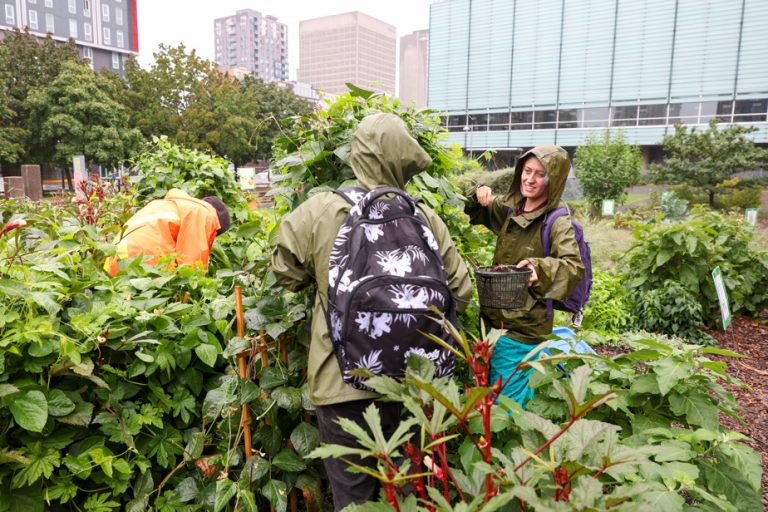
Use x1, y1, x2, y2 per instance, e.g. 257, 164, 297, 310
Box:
711, 266, 732, 331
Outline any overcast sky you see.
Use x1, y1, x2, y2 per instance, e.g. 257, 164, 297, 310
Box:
136, 0, 433, 81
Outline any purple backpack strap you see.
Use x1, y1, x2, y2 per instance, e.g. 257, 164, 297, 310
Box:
541, 206, 569, 319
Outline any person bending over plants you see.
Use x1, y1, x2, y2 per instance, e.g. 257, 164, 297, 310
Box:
104, 189, 230, 276
467, 145, 584, 405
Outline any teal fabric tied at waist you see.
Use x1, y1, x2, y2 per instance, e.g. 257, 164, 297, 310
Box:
489, 336, 537, 407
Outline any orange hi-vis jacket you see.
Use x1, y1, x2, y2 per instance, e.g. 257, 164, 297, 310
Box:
105, 189, 221, 276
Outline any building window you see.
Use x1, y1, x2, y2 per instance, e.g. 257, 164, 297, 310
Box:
45, 0, 53, 8
45, 13, 54, 33
611, 106, 638, 127
28, 10, 38, 30
115, 8, 122, 25
69, 19, 78, 38
102, 4, 109, 22
734, 99, 768, 122
83, 22, 92, 41
5, 5, 14, 25
112, 53, 120, 69
638, 104, 667, 126
116, 30, 123, 48
557, 109, 578, 129
83, 0, 90, 16
489, 112, 510, 131
68, 0, 76, 14
534, 110, 557, 130
510, 111, 533, 129
103, 27, 111, 45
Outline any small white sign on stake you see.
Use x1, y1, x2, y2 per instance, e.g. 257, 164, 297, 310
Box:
744, 208, 758, 226
711, 266, 732, 331
601, 199, 615, 216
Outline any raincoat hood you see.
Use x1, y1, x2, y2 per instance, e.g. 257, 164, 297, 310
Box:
350, 113, 433, 190
507, 145, 571, 213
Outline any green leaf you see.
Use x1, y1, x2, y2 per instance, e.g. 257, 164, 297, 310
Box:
47, 389, 76, 416
57, 402, 93, 426
652, 357, 693, 395
11, 444, 60, 488
272, 448, 307, 472
668, 390, 719, 430
10, 390, 48, 432
213, 479, 237, 512
271, 386, 302, 413
261, 479, 288, 512
194, 343, 218, 367
241, 455, 270, 482
716, 442, 762, 491
258, 367, 288, 389
290, 422, 320, 457
700, 460, 762, 511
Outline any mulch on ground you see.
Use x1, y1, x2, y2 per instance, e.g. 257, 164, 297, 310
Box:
705, 316, 768, 508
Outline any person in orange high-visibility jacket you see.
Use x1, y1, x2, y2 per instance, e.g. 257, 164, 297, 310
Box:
105, 189, 231, 276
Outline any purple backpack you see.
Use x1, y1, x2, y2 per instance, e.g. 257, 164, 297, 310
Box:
326, 187, 457, 390
541, 205, 592, 323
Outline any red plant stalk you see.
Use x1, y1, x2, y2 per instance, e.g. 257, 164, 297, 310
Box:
403, 443, 429, 504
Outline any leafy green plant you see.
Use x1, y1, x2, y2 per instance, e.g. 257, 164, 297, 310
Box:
131, 135, 249, 221
659, 190, 688, 219
307, 315, 762, 511
580, 270, 633, 334
624, 207, 768, 325
573, 129, 642, 214
629, 279, 713, 344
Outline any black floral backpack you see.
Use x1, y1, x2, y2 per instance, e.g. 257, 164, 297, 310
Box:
326, 186, 457, 389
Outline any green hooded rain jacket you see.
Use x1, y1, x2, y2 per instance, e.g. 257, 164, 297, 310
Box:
465, 145, 584, 344
271, 113, 472, 406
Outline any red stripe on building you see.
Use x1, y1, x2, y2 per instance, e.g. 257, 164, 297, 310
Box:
131, 0, 139, 52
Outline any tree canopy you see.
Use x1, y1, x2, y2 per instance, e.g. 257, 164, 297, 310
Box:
651, 119, 768, 207
0, 36, 312, 174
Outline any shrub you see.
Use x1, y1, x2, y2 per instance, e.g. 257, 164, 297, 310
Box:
715, 177, 763, 210
630, 280, 714, 344
659, 190, 688, 219
131, 136, 249, 221
624, 207, 768, 326
581, 269, 633, 333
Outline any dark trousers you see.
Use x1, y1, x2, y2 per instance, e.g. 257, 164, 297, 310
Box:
315, 399, 404, 511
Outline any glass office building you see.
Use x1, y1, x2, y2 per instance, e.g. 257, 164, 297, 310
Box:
428, 0, 768, 157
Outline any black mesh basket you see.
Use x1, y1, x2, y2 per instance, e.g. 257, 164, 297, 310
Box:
475, 266, 532, 310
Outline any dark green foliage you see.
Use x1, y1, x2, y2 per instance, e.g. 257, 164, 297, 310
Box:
630, 280, 714, 344
624, 207, 768, 326
27, 61, 142, 168
131, 136, 249, 222
651, 119, 768, 208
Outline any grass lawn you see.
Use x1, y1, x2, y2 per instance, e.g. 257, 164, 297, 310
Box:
582, 219, 635, 271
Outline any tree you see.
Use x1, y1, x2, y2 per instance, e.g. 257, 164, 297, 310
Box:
27, 61, 142, 169
573, 129, 642, 213
0, 29, 83, 165
651, 119, 768, 208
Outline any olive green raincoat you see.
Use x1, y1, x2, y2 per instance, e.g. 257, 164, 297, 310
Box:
271, 113, 472, 406
466, 145, 584, 344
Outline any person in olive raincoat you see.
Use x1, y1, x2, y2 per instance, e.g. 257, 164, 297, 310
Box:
466, 145, 584, 406
271, 113, 472, 510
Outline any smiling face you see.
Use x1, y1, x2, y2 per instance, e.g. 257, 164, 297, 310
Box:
519, 156, 548, 204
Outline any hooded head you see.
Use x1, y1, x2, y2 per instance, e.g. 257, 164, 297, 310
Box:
508, 145, 571, 212
350, 113, 433, 190
202, 196, 231, 235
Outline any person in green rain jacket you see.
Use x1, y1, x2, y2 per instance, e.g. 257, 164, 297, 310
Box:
271, 113, 472, 510
466, 145, 584, 405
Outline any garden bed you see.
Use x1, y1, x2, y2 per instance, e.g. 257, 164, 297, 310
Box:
706, 316, 768, 508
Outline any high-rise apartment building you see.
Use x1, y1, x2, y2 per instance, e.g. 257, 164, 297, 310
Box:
429, 0, 768, 160
214, 9, 288, 82
298, 11, 395, 97
399, 29, 428, 107
0, 0, 138, 74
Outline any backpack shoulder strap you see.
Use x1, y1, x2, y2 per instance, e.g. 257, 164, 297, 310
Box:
333, 186, 367, 205
541, 205, 570, 257
541, 204, 570, 320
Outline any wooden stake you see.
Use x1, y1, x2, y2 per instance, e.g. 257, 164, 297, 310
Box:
235, 286, 252, 460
